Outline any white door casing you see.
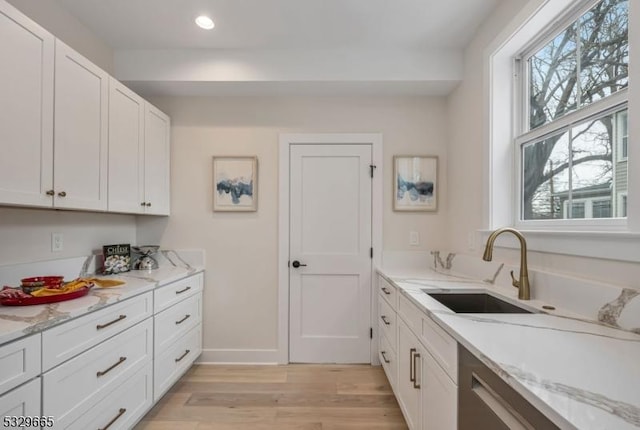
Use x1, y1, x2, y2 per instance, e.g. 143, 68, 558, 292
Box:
289, 144, 372, 363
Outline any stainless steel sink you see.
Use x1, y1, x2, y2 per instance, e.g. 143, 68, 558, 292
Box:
423, 292, 534, 314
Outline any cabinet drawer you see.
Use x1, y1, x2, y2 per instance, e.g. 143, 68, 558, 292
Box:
378, 297, 397, 349
0, 334, 41, 394
154, 273, 203, 313
421, 313, 458, 384
65, 362, 153, 430
397, 294, 422, 335
154, 292, 202, 356
43, 317, 152, 425
378, 275, 397, 309
154, 323, 201, 401
0, 378, 41, 429
378, 330, 397, 389
42, 292, 152, 371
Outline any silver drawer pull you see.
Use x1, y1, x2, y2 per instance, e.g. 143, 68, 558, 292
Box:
175, 286, 191, 295
381, 315, 390, 325
96, 356, 127, 377
471, 373, 531, 430
175, 349, 190, 363
381, 351, 390, 364
381, 287, 391, 295
176, 314, 191, 325
96, 314, 126, 330
98, 408, 126, 430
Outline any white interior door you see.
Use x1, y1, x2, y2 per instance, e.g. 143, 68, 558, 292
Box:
289, 144, 372, 363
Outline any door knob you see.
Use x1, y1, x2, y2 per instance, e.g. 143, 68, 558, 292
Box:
291, 260, 307, 268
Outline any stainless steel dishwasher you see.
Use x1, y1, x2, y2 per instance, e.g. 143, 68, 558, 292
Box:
458, 345, 560, 430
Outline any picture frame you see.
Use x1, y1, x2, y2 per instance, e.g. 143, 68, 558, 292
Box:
393, 155, 438, 212
212, 156, 258, 212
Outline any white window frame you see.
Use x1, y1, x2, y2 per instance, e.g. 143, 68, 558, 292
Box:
514, 0, 628, 230
483, 0, 640, 262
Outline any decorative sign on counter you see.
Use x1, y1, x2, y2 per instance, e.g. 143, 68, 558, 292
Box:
102, 244, 131, 274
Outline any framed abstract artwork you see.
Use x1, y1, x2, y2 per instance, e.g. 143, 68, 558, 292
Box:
393, 155, 438, 212
212, 156, 258, 212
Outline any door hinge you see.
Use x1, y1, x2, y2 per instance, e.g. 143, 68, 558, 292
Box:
370, 247, 373, 259
369, 164, 376, 178
370, 327, 373, 339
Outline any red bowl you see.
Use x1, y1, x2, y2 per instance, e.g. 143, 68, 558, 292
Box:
20, 276, 64, 289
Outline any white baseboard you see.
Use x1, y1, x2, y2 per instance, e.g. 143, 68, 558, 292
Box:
197, 348, 281, 364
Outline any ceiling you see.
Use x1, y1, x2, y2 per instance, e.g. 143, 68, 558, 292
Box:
55, 0, 501, 96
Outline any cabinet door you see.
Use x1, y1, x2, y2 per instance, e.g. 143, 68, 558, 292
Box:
54, 39, 108, 211
422, 349, 457, 430
0, 378, 41, 429
397, 319, 421, 430
0, 2, 54, 207
108, 78, 144, 213
143, 103, 170, 215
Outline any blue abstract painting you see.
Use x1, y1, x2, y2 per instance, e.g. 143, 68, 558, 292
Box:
213, 157, 258, 211
394, 156, 437, 211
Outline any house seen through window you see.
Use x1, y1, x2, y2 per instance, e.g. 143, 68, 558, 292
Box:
518, 0, 628, 221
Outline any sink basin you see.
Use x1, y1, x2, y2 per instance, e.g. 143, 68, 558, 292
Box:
424, 292, 533, 314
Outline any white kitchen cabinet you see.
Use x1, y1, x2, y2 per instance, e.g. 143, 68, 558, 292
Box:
107, 81, 171, 216
0, 378, 41, 430
53, 39, 109, 211
0, 333, 40, 395
108, 78, 145, 213
0, 1, 54, 207
421, 348, 457, 430
397, 318, 422, 430
143, 103, 171, 215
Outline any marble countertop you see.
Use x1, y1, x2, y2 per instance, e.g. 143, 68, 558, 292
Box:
380, 269, 640, 430
0, 263, 203, 346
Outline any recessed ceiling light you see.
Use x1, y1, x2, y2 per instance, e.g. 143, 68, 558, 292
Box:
195, 15, 215, 30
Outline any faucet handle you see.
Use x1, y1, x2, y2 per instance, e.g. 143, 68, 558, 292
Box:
510, 270, 520, 288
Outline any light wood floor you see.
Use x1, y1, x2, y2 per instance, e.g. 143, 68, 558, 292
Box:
135, 364, 408, 430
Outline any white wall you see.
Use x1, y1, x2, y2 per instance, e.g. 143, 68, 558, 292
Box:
0, 208, 136, 265
136, 95, 449, 360
446, 0, 640, 288
5, 0, 114, 73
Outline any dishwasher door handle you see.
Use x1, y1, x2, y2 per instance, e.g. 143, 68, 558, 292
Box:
471, 373, 533, 430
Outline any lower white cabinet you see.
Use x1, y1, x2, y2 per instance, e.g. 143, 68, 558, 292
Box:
65, 362, 153, 430
154, 323, 202, 401
0, 378, 41, 430
378, 274, 457, 430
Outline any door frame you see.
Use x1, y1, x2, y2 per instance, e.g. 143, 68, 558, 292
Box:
278, 133, 383, 364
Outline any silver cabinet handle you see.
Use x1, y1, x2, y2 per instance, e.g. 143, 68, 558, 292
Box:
409, 348, 416, 382
381, 351, 390, 364
381, 315, 390, 325
176, 314, 191, 325
413, 351, 421, 389
176, 286, 191, 295
96, 356, 127, 377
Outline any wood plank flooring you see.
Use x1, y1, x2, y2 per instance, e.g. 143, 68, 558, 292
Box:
135, 364, 408, 430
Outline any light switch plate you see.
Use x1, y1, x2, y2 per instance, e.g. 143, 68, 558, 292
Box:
409, 231, 419, 246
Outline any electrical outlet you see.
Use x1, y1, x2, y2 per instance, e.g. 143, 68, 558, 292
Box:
409, 231, 420, 246
52, 233, 63, 252
467, 231, 475, 251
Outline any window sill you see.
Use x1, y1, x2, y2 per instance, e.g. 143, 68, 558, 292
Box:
478, 229, 640, 263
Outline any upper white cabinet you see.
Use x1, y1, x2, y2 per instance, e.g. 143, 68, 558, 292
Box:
108, 78, 145, 213
143, 103, 171, 215
0, 1, 54, 207
54, 39, 109, 211
107, 85, 171, 215
0, 0, 170, 215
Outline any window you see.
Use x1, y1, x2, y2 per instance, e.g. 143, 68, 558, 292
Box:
517, 0, 629, 223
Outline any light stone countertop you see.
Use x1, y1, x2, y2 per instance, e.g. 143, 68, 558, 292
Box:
380, 268, 640, 430
0, 254, 203, 346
